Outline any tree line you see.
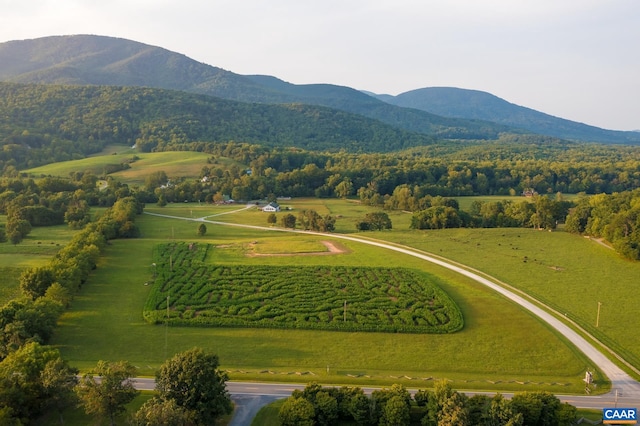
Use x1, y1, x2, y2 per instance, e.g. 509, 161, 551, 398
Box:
129, 140, 640, 214
279, 381, 577, 426
0, 173, 145, 242
146, 153, 640, 260
0, 179, 144, 424
565, 188, 640, 260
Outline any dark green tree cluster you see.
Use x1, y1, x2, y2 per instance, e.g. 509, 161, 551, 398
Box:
67, 348, 231, 425
135, 347, 232, 426
565, 189, 640, 260
76, 360, 139, 426
280, 381, 576, 426
410, 194, 571, 231
298, 209, 336, 232
411, 206, 464, 230
0, 174, 141, 244
0, 297, 62, 359
356, 211, 392, 231
0, 342, 78, 425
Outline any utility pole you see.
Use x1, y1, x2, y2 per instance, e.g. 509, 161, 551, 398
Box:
165, 295, 169, 359
596, 302, 602, 327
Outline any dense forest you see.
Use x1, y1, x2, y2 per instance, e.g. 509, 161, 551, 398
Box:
132, 141, 640, 205
0, 82, 437, 173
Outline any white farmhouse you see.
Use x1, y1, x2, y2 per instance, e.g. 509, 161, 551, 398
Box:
262, 202, 281, 212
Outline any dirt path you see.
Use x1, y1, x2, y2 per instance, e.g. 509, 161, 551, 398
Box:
247, 240, 347, 257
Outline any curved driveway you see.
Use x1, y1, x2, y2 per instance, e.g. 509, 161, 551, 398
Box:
144, 210, 640, 406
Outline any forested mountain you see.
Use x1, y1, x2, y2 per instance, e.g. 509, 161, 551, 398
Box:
371, 87, 640, 144
0, 82, 437, 171
0, 34, 579, 142
242, 75, 512, 139
1, 35, 638, 144
0, 35, 512, 140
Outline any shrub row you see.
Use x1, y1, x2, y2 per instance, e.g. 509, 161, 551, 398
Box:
143, 242, 463, 334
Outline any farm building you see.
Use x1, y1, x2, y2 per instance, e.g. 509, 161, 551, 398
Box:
262, 202, 281, 212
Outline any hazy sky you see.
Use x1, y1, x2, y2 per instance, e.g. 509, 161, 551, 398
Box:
1, 0, 638, 131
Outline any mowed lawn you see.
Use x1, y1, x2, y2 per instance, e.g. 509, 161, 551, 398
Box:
51, 210, 597, 393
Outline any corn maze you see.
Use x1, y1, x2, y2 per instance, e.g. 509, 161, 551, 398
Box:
143, 242, 463, 334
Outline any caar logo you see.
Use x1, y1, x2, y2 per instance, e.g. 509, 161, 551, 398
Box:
603, 408, 637, 424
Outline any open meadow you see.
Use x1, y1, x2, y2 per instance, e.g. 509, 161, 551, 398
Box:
50, 202, 603, 394
0, 219, 77, 303
24, 148, 237, 187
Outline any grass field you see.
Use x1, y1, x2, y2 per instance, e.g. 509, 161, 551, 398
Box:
24, 149, 237, 187
50, 205, 600, 394
364, 227, 640, 370
195, 198, 640, 372
0, 219, 78, 304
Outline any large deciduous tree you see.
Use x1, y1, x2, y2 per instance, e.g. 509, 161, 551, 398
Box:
0, 342, 77, 424
356, 211, 392, 231
76, 360, 139, 426
19, 266, 56, 300
133, 397, 196, 426
280, 213, 297, 229
155, 347, 232, 425
298, 209, 336, 232
0, 298, 63, 358
279, 396, 315, 426
510, 391, 561, 426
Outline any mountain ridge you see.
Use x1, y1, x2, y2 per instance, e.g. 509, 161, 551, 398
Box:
371, 87, 639, 144
0, 35, 511, 140
0, 34, 638, 144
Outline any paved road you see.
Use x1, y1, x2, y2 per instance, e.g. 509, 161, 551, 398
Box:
143, 210, 640, 421
132, 378, 638, 425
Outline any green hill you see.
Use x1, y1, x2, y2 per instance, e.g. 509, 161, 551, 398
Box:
0, 82, 436, 170
0, 35, 516, 140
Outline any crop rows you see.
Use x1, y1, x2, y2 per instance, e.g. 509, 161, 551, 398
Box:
144, 242, 463, 333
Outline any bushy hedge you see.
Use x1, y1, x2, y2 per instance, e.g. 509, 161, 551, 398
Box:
143, 242, 463, 334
